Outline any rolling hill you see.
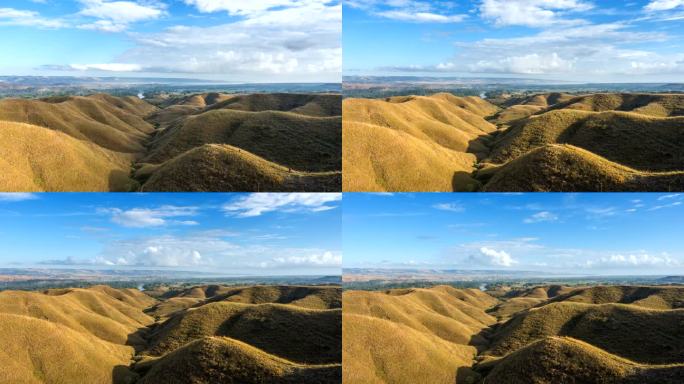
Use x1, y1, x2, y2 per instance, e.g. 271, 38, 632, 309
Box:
343, 284, 684, 384
0, 284, 341, 384
0, 92, 341, 192
343, 92, 684, 192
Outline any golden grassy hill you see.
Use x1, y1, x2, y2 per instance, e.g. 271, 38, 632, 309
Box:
136, 336, 341, 384
549, 93, 684, 117
145, 301, 341, 364
138, 144, 341, 192
481, 336, 684, 384
485, 301, 684, 364
343, 286, 499, 384
489, 92, 576, 125
481, 144, 684, 192
487, 110, 684, 171
0, 313, 139, 384
145, 285, 341, 319
343, 94, 499, 191
204, 93, 342, 117
0, 121, 138, 191
0, 95, 155, 153
142, 110, 341, 172
0, 286, 155, 346
488, 285, 576, 320
546, 285, 684, 309
343, 313, 481, 384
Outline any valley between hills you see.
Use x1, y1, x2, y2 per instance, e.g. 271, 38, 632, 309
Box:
0, 93, 341, 192
0, 284, 341, 384
342, 284, 684, 384
342, 92, 684, 192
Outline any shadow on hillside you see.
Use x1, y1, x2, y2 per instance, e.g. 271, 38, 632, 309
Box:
452, 171, 481, 192
455, 366, 482, 384
109, 169, 137, 192
111, 325, 153, 384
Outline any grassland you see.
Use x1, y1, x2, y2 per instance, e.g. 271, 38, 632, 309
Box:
0, 284, 341, 384
0, 92, 341, 192
343, 92, 684, 192
342, 284, 684, 384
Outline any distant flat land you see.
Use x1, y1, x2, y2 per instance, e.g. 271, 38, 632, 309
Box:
343, 92, 684, 192
0, 92, 341, 192
0, 284, 341, 384
342, 284, 684, 384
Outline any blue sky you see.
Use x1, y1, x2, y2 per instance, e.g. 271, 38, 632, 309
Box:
344, 0, 684, 82
0, 1, 341, 82
0, 192, 341, 275
343, 193, 684, 276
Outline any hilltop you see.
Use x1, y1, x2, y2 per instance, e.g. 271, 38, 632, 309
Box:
0, 284, 341, 384
343, 284, 684, 384
0, 92, 341, 192
343, 92, 684, 192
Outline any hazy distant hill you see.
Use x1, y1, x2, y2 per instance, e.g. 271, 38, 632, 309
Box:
0, 284, 341, 384
0, 92, 341, 192
343, 284, 684, 384
343, 92, 684, 192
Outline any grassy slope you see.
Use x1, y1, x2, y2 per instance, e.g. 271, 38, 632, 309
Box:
487, 110, 684, 171
0, 95, 155, 153
0, 313, 138, 384
343, 94, 499, 192
0, 121, 137, 191
342, 286, 499, 384
483, 336, 684, 384
137, 336, 340, 384
139, 144, 340, 192
548, 93, 684, 117
546, 285, 684, 309
482, 144, 684, 192
485, 302, 684, 364
145, 302, 341, 364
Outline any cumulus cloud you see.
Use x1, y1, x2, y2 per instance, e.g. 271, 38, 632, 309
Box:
109, 0, 341, 79
470, 247, 517, 267
0, 193, 39, 202
69, 63, 143, 71
78, 0, 165, 23
270, 251, 342, 267
524, 211, 558, 223
479, 0, 593, 27
346, 0, 466, 23
223, 193, 341, 217
102, 205, 199, 228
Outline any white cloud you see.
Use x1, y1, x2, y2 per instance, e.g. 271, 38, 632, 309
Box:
112, 1, 341, 79
585, 253, 680, 268
479, 0, 593, 27
658, 194, 681, 200
103, 205, 199, 227
78, 20, 128, 32
78, 0, 165, 24
473, 247, 517, 267
0, 193, 38, 202
271, 251, 342, 267
433, 203, 464, 212
223, 193, 341, 217
645, 0, 684, 11
0, 7, 66, 28
184, 0, 300, 16
469, 52, 574, 74
347, 0, 466, 24
523, 211, 558, 223
69, 63, 143, 71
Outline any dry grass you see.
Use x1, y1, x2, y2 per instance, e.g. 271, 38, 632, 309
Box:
546, 285, 684, 310
137, 336, 340, 384
482, 336, 684, 384
140, 144, 340, 192
145, 301, 341, 364
342, 286, 499, 384
0, 313, 138, 384
0, 121, 138, 191
485, 302, 684, 364
481, 144, 684, 192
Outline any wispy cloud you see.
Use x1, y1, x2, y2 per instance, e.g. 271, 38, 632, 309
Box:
523, 211, 558, 223
433, 202, 464, 212
101, 205, 199, 228
0, 193, 39, 202
223, 193, 341, 217
347, 0, 466, 23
